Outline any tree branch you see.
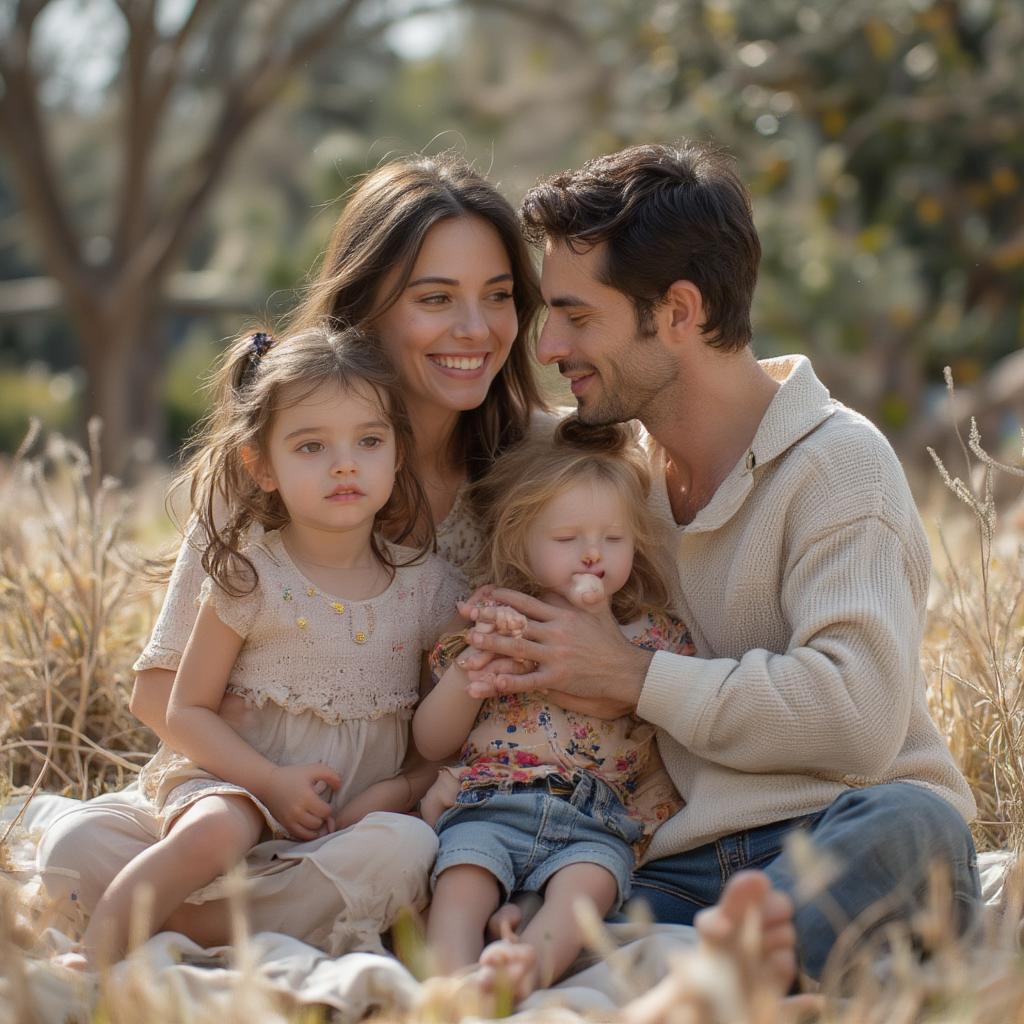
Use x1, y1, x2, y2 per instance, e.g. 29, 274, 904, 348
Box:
112, 0, 159, 262
130, 0, 372, 291
0, 19, 89, 309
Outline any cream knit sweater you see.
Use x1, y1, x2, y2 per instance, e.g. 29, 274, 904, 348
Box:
639, 355, 975, 861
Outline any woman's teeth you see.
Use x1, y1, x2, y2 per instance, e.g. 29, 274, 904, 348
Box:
433, 355, 484, 370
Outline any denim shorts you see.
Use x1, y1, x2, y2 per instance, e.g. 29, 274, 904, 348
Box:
432, 772, 640, 909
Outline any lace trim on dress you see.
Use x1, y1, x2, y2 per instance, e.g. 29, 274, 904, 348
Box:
227, 684, 418, 726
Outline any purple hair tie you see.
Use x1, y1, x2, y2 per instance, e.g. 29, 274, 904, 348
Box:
250, 331, 273, 360
238, 331, 273, 390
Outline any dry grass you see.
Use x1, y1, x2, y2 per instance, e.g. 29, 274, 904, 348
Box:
0, 419, 159, 800
924, 372, 1024, 855
1, 386, 1023, 1022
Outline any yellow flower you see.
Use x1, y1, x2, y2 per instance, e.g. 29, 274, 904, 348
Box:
296, 618, 309, 630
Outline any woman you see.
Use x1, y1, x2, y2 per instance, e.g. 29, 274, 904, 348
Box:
36, 152, 548, 955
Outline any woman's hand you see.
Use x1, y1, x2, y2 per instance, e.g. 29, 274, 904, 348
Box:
459, 586, 654, 720
258, 762, 341, 841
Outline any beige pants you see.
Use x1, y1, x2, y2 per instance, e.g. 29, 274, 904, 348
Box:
36, 783, 437, 955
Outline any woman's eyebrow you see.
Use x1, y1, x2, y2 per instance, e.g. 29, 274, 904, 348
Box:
406, 273, 513, 288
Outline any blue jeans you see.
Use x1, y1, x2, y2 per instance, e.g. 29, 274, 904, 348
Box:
433, 773, 640, 910
630, 783, 980, 980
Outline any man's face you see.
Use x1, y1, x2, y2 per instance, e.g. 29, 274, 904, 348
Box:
536, 241, 677, 425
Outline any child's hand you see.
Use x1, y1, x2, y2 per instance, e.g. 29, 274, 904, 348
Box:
470, 603, 527, 639
261, 762, 341, 841
335, 775, 412, 830
419, 769, 460, 827
494, 605, 527, 637
568, 572, 605, 608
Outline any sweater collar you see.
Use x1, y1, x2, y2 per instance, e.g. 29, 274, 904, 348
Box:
660, 354, 837, 534
749, 354, 837, 469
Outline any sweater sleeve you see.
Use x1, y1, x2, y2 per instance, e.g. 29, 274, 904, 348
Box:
637, 515, 926, 776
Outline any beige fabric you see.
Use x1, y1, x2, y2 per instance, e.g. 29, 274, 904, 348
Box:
137, 526, 474, 676
182, 534, 465, 722
134, 533, 464, 836
141, 712, 410, 840
34, 785, 437, 956
638, 355, 975, 860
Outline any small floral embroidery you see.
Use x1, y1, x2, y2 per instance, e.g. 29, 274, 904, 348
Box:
307, 586, 316, 597
296, 617, 308, 630
331, 601, 345, 614
283, 587, 293, 602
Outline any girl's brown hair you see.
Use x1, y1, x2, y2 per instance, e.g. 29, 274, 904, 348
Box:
290, 151, 545, 481
466, 417, 673, 623
182, 323, 431, 596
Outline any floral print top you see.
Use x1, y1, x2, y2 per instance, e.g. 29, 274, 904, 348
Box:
429, 611, 696, 850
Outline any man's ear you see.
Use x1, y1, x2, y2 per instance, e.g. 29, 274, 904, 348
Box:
241, 446, 277, 493
662, 280, 706, 340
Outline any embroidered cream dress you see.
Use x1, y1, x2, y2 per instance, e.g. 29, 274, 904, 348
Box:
63, 532, 468, 955
139, 491, 484, 674
138, 530, 466, 838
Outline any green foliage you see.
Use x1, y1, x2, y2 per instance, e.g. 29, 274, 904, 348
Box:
162, 331, 221, 455
0, 368, 77, 453
534, 0, 1024, 429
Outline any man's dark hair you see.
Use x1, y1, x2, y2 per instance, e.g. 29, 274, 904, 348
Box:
520, 141, 760, 350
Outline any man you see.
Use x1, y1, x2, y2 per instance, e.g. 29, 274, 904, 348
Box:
461, 140, 979, 983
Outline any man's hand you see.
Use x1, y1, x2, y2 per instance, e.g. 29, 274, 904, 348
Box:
458, 586, 654, 719
258, 762, 341, 841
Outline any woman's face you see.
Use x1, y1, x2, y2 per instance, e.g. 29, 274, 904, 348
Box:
373, 215, 519, 422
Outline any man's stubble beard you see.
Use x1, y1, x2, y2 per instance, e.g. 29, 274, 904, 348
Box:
576, 335, 678, 428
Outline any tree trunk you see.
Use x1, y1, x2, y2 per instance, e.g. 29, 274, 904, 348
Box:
127, 312, 172, 466
76, 303, 150, 478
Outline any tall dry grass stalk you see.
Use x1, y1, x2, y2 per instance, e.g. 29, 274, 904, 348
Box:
924, 369, 1024, 854
0, 420, 158, 801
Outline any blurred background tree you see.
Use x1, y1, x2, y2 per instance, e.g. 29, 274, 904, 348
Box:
1, 0, 1021, 474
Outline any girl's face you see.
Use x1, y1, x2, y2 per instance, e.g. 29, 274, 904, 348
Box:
250, 379, 397, 538
373, 215, 519, 422
524, 478, 636, 600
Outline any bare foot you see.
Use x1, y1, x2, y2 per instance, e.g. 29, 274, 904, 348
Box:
418, 939, 538, 1019
695, 870, 797, 993
486, 901, 523, 942
623, 871, 798, 1024
52, 950, 90, 972
477, 936, 539, 1003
